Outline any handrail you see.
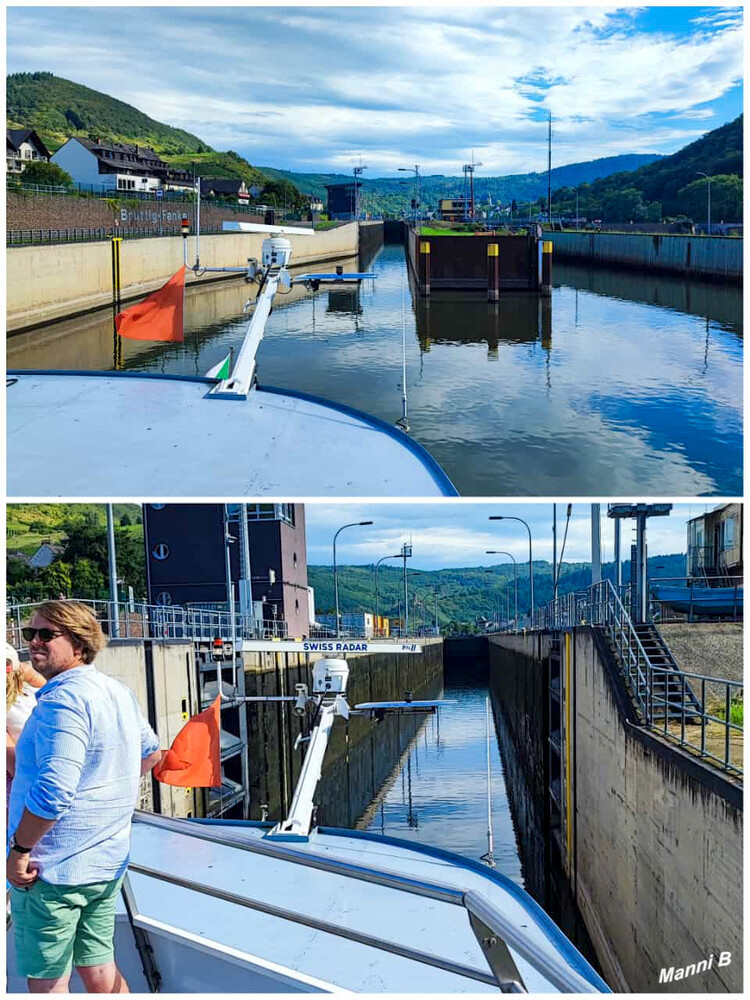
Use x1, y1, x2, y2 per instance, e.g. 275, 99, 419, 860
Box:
533, 580, 742, 776
464, 891, 601, 993
131, 811, 604, 992
127, 861, 500, 989
6, 598, 287, 649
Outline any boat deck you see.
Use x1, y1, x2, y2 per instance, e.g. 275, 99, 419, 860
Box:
7, 814, 609, 993
6, 371, 456, 497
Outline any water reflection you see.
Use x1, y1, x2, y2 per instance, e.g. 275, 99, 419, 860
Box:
8, 243, 741, 495
360, 683, 523, 881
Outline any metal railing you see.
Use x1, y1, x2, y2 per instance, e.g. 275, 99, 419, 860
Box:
531, 580, 742, 777
6, 599, 287, 651
7, 225, 227, 247
128, 811, 605, 992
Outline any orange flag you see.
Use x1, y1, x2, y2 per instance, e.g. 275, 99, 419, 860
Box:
116, 266, 185, 342
153, 695, 222, 787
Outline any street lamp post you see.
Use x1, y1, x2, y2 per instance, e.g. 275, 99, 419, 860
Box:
398, 165, 421, 224
696, 171, 712, 236
489, 516, 534, 622
375, 553, 401, 622
333, 520, 373, 637
485, 550, 518, 624
353, 162, 368, 220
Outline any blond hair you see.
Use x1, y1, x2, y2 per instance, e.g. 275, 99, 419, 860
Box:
33, 601, 107, 664
7, 669, 24, 711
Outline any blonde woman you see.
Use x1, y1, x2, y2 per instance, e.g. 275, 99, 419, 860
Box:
6, 642, 44, 778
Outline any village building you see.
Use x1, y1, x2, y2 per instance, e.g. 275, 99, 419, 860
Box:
6, 128, 51, 173
200, 177, 250, 203
51, 136, 191, 192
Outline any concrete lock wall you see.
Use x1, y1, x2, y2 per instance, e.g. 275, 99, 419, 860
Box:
93, 639, 196, 818
487, 633, 551, 904
489, 630, 742, 993
548, 231, 742, 282
7, 223, 360, 331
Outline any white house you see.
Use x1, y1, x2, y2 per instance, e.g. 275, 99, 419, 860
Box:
6, 128, 51, 174
52, 137, 176, 193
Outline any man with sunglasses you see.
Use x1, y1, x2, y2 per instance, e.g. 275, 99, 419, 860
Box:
7, 601, 162, 994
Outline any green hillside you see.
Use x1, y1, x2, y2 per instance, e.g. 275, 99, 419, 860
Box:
259, 153, 663, 216
6, 72, 299, 203
161, 151, 268, 190
7, 72, 207, 154
551, 115, 743, 222
308, 554, 687, 632
7, 504, 145, 604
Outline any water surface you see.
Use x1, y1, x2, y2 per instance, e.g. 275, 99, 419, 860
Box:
9, 244, 741, 494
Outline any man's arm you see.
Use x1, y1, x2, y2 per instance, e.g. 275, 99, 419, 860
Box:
141, 748, 163, 776
7, 811, 57, 888
7, 694, 89, 889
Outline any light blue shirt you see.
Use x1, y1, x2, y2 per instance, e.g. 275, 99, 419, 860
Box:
8, 664, 159, 885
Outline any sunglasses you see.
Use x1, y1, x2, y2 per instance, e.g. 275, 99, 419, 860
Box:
21, 627, 65, 643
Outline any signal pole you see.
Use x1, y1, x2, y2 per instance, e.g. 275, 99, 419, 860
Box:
547, 112, 553, 224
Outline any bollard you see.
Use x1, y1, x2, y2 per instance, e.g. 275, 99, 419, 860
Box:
419, 240, 431, 296
487, 243, 500, 301
541, 240, 553, 296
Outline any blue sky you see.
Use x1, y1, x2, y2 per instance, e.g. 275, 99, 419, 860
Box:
303, 502, 716, 569
7, 5, 743, 176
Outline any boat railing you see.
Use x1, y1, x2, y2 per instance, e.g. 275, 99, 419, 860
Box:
127, 811, 605, 993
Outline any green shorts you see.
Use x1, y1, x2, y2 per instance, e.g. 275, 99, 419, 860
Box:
11, 875, 125, 980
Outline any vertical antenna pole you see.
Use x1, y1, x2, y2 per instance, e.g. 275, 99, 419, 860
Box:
397, 281, 409, 431
547, 112, 553, 225
194, 164, 201, 268
483, 696, 495, 867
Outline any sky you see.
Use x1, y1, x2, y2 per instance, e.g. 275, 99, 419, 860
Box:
303, 501, 717, 569
6, 5, 744, 176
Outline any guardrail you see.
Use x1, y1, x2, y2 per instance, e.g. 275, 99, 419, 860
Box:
6, 600, 287, 650
530, 580, 742, 776
7, 225, 227, 247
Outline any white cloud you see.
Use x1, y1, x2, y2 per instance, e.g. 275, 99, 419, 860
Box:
6, 6, 743, 174
303, 502, 705, 569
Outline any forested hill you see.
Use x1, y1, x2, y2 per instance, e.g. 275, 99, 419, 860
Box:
6, 72, 286, 196
260, 152, 662, 213
7, 71, 206, 154
308, 554, 687, 630
551, 114, 743, 222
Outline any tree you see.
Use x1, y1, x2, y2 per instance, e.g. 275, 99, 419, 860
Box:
677, 175, 743, 224
71, 558, 106, 600
38, 561, 73, 599
20, 161, 73, 187
120, 513, 132, 526
602, 187, 647, 222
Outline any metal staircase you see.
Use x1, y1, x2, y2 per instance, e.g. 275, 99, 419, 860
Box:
629, 623, 703, 722
540, 581, 704, 726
